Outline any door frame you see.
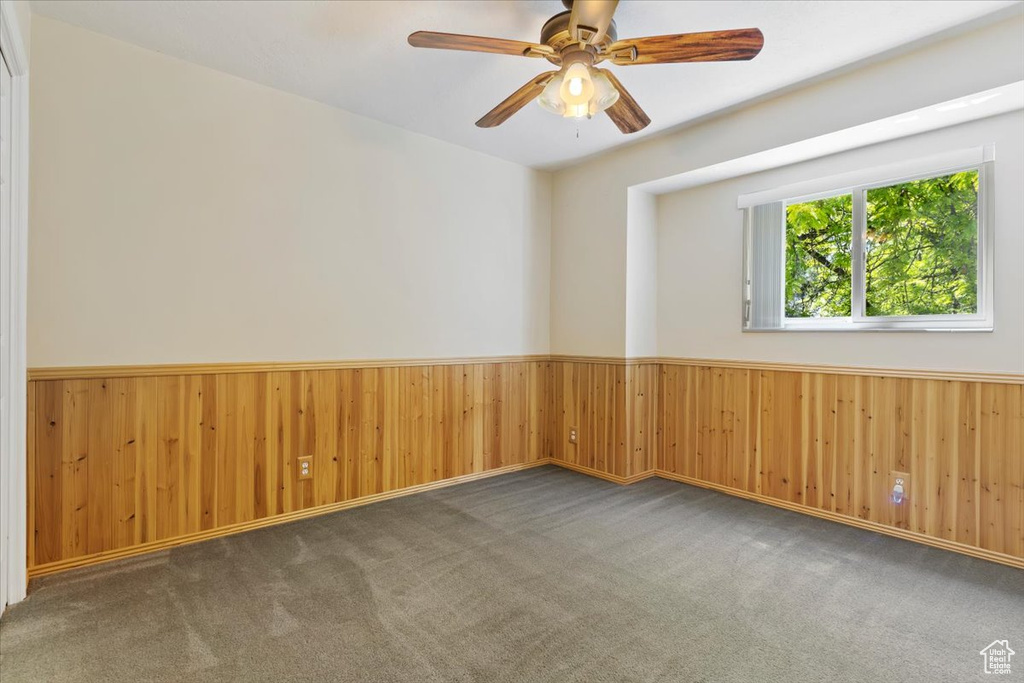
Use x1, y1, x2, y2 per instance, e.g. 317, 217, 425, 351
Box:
0, 1, 30, 611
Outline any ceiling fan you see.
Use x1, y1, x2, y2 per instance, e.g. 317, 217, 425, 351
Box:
408, 0, 764, 134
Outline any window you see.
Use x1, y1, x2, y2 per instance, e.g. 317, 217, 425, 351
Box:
863, 172, 979, 317
785, 193, 853, 319
743, 150, 993, 331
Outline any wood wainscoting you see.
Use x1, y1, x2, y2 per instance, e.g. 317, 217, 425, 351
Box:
26, 360, 553, 575
548, 357, 1023, 567
549, 359, 658, 482
26, 356, 1023, 575
657, 362, 1023, 564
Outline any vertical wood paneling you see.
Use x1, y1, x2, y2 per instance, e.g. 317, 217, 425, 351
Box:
980, 383, 1024, 557
155, 375, 181, 542
199, 375, 219, 530
656, 362, 1023, 561
110, 378, 136, 548
626, 364, 658, 478
694, 367, 751, 490
26, 358, 1021, 570
553, 361, 631, 478
28, 361, 551, 569
956, 381, 980, 547
833, 375, 857, 518
33, 381, 61, 565
26, 382, 37, 567
135, 377, 158, 545
63, 380, 90, 558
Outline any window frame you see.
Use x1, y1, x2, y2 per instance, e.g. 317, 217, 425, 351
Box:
778, 161, 993, 332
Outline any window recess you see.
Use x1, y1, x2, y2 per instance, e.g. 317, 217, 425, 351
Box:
742, 147, 994, 331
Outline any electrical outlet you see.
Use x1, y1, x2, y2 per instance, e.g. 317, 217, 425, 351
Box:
298, 456, 313, 480
890, 470, 910, 504
568, 427, 578, 445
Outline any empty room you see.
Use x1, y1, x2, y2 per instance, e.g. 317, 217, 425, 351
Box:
0, 1, 1022, 681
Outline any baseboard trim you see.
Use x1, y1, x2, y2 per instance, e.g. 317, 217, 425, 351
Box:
654, 470, 1024, 570
27, 459, 554, 579
550, 460, 657, 485
26, 458, 1021, 580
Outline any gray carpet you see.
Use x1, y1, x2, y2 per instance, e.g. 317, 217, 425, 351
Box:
1, 465, 1021, 682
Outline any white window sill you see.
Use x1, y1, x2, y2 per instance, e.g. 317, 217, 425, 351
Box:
746, 318, 994, 332
746, 327, 994, 333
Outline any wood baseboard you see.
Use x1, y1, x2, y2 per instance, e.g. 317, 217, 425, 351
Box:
654, 470, 1024, 570
26, 457, 1021, 580
550, 460, 656, 485
27, 459, 554, 579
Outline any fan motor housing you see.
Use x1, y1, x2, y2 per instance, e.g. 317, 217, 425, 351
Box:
541, 11, 618, 63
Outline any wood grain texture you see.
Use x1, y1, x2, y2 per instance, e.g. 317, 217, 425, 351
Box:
27, 356, 1022, 575
29, 460, 553, 578
408, 31, 542, 57
599, 69, 651, 134
28, 362, 553, 570
655, 469, 1022, 569
551, 361, 657, 479
552, 361, 626, 477
551, 459, 656, 486
476, 72, 557, 128
626, 363, 658, 475
609, 28, 764, 65
657, 364, 1024, 560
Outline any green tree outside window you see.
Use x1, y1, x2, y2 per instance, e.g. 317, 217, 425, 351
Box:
784, 170, 978, 319
785, 194, 852, 318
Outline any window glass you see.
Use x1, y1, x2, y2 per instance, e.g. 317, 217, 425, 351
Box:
865, 171, 978, 316
785, 194, 852, 318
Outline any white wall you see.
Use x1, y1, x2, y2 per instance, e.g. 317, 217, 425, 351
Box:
28, 16, 551, 367
657, 111, 1024, 374
625, 189, 657, 358
550, 13, 1024, 358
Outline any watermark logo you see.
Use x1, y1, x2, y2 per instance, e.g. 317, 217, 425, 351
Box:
980, 640, 1014, 675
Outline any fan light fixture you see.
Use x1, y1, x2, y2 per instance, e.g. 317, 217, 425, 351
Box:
538, 63, 619, 119
408, 0, 765, 134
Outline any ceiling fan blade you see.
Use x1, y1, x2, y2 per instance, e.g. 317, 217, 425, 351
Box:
569, 0, 619, 44
408, 31, 551, 58
476, 72, 559, 128
608, 28, 764, 65
598, 70, 650, 134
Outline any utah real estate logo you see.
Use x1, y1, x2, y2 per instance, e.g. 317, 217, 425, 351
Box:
980, 640, 1014, 675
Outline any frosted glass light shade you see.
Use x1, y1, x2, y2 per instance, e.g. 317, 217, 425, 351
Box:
559, 62, 594, 106
565, 103, 589, 118
588, 70, 619, 116
537, 65, 620, 120
538, 73, 567, 115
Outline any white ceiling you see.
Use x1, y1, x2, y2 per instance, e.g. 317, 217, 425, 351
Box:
30, 0, 1021, 169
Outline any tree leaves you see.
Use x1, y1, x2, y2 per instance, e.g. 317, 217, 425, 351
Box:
866, 171, 978, 316
785, 194, 852, 318
784, 170, 978, 319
